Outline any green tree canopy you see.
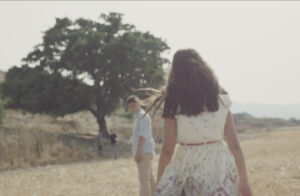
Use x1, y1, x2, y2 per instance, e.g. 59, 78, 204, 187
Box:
1, 12, 169, 137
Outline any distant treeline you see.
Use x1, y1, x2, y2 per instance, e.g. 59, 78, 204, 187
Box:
233, 112, 300, 132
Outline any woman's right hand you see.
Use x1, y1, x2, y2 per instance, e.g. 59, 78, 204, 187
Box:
238, 181, 253, 196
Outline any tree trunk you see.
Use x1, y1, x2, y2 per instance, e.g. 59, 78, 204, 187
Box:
96, 114, 110, 139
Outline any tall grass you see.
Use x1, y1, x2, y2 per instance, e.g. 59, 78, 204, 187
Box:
1, 107, 298, 171
0, 127, 96, 171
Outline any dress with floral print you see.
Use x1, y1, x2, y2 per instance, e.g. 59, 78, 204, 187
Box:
155, 95, 238, 196
155, 141, 238, 196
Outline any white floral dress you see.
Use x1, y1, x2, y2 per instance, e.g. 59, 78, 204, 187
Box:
155, 95, 238, 196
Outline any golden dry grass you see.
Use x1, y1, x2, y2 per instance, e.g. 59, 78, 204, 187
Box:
0, 127, 97, 170
0, 129, 299, 196
243, 129, 300, 196
0, 109, 134, 170
1, 107, 297, 171
0, 108, 163, 171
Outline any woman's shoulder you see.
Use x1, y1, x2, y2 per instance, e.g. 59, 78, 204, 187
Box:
218, 93, 232, 108
174, 94, 232, 119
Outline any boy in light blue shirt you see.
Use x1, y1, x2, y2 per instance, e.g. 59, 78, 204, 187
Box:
127, 95, 155, 196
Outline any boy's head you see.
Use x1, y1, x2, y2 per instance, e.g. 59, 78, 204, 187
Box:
126, 95, 141, 114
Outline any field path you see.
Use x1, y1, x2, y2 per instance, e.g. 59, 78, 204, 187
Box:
1, 130, 300, 196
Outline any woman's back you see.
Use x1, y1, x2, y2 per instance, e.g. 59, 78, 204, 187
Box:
154, 49, 251, 196
176, 94, 232, 144
156, 94, 238, 196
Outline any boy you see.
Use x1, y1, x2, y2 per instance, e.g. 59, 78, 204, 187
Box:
109, 130, 118, 159
127, 95, 155, 196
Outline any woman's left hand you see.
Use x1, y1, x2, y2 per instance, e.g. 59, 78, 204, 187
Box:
135, 154, 142, 163
238, 181, 252, 196
154, 181, 159, 194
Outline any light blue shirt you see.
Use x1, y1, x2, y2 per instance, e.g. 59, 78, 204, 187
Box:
131, 108, 155, 157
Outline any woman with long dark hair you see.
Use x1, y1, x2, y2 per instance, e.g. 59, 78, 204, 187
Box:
143, 49, 252, 196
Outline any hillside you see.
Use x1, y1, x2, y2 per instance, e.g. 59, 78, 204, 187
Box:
1, 108, 300, 171
0, 70, 4, 83
233, 112, 300, 132
232, 102, 300, 119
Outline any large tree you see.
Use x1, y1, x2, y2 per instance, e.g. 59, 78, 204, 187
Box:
1, 12, 169, 137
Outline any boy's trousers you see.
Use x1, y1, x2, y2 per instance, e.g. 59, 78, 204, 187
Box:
136, 153, 155, 196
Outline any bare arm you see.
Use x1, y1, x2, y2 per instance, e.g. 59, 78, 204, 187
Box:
156, 118, 177, 183
135, 116, 150, 162
136, 136, 145, 156
224, 110, 252, 195
135, 136, 145, 162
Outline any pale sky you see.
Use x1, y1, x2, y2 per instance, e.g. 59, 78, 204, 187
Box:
1, 1, 300, 105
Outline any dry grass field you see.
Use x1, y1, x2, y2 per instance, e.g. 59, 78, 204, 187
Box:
0, 92, 299, 195
0, 128, 299, 196
0, 108, 165, 171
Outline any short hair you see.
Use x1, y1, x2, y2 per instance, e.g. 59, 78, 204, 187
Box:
126, 95, 140, 105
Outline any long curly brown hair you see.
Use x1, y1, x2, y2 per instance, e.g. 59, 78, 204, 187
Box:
139, 48, 221, 119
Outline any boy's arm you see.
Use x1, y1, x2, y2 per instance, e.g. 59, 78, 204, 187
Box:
135, 136, 145, 162
135, 116, 149, 162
